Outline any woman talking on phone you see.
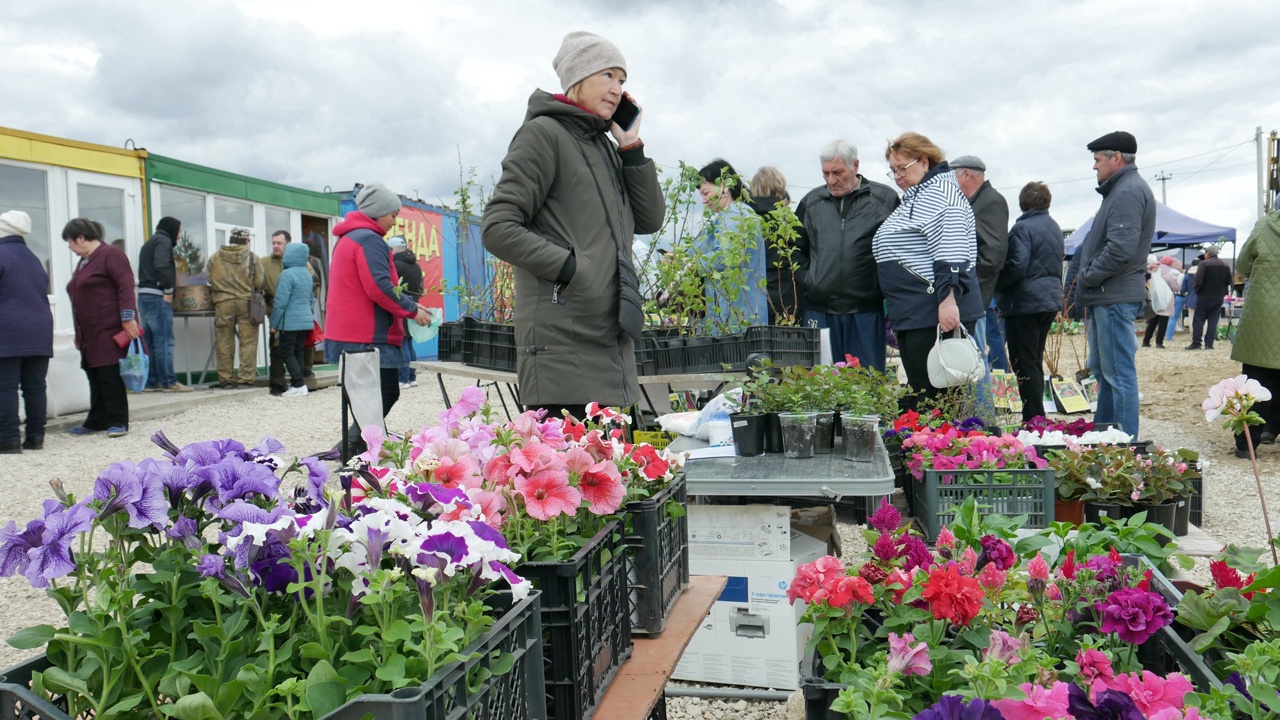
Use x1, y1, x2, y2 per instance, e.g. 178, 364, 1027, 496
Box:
483, 31, 665, 420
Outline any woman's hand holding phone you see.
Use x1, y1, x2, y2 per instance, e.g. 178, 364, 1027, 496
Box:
609, 92, 642, 146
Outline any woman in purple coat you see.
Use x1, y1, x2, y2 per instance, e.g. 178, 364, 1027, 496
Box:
0, 211, 53, 453
62, 218, 138, 437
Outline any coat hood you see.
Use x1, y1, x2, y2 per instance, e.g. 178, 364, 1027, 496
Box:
524, 89, 611, 138
333, 211, 386, 237
283, 242, 310, 268
216, 244, 250, 262
394, 248, 417, 264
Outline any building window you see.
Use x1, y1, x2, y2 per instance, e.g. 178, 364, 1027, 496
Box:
158, 186, 208, 276
265, 207, 291, 241
215, 197, 254, 228
0, 163, 51, 288
77, 184, 126, 251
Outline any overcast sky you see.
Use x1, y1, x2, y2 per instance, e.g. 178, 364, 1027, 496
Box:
4, 0, 1278, 243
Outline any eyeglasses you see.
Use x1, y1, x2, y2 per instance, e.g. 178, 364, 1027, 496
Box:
886, 159, 920, 178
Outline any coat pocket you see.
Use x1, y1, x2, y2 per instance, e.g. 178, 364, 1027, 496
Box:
617, 250, 643, 342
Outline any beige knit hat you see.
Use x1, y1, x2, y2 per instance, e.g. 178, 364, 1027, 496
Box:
0, 210, 32, 238
553, 31, 626, 92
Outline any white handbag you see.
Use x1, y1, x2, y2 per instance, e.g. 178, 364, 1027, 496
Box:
927, 325, 984, 388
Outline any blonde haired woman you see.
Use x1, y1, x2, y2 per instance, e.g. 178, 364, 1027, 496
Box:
749, 166, 801, 324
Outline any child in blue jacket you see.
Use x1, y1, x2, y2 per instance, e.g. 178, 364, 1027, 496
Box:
269, 243, 315, 397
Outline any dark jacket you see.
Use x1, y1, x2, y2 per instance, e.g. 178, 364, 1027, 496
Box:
1193, 256, 1232, 299
137, 229, 177, 296
749, 195, 802, 323
1065, 164, 1156, 307
67, 243, 136, 369
269, 244, 316, 332
482, 89, 665, 407
326, 212, 417, 347
207, 244, 265, 304
393, 249, 424, 299
996, 210, 1064, 316
0, 235, 53, 358
795, 177, 900, 315
969, 181, 1010, 306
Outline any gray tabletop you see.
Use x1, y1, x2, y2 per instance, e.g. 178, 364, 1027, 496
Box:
678, 436, 895, 498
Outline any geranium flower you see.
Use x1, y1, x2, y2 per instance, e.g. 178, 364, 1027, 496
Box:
1096, 587, 1173, 645
1203, 374, 1272, 422
1106, 671, 1193, 717
1076, 648, 1115, 685
886, 632, 931, 676
992, 682, 1070, 720
514, 471, 580, 520
1068, 684, 1144, 720
868, 497, 901, 534
915, 695, 1003, 720
578, 460, 626, 515
920, 564, 984, 626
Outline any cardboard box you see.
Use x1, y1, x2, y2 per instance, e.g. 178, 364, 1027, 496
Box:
687, 504, 791, 562
675, 505, 827, 690
790, 504, 842, 558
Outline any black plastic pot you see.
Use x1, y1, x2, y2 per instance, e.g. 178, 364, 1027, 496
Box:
1084, 502, 1131, 525
1139, 502, 1178, 543
1173, 495, 1191, 536
764, 412, 784, 454
730, 412, 766, 457
779, 412, 817, 459
813, 411, 836, 454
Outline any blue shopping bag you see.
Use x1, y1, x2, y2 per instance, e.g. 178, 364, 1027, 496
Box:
120, 337, 150, 393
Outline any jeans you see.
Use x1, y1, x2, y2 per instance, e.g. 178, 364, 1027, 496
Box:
1086, 302, 1141, 438
138, 293, 176, 387
804, 310, 886, 373
0, 356, 49, 445
277, 330, 309, 388
982, 307, 1009, 371
398, 335, 418, 384
1191, 296, 1225, 349
1164, 295, 1186, 342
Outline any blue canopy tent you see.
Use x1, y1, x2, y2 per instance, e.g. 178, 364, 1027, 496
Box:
1063, 201, 1236, 264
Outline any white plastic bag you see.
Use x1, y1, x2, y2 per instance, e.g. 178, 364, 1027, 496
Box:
1149, 275, 1174, 314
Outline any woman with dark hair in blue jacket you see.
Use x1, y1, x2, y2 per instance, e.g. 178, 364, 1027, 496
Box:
995, 182, 1064, 421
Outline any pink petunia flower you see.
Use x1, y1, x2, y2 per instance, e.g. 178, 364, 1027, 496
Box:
1106, 671, 1193, 717
433, 455, 482, 490
579, 460, 626, 515
514, 469, 580, 520
886, 632, 932, 676
991, 682, 1070, 720
1075, 648, 1115, 685
983, 629, 1023, 666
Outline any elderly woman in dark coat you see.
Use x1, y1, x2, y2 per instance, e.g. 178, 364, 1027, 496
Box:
995, 182, 1064, 421
0, 211, 53, 453
483, 31, 665, 419
63, 218, 138, 438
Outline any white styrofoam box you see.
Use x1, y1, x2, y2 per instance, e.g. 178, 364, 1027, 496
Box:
688, 504, 791, 562
673, 529, 827, 690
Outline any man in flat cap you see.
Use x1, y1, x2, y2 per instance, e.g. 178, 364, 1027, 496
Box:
952, 155, 1010, 372
1065, 131, 1156, 438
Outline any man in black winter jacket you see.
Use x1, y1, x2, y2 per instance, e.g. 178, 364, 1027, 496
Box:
390, 236, 424, 387
137, 216, 190, 392
794, 139, 899, 371
1188, 245, 1232, 350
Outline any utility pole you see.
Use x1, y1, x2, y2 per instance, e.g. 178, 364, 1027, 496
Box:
1258, 126, 1266, 218
1153, 172, 1171, 204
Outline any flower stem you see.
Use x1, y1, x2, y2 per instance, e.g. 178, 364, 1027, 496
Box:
1244, 432, 1279, 566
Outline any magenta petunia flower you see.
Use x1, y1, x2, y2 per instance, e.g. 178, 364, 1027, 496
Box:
1106, 671, 1193, 717
1096, 588, 1173, 645
991, 682, 1070, 720
978, 535, 1015, 571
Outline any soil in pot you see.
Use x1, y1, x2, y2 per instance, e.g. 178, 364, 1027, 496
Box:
764, 413, 784, 453
843, 415, 880, 462
814, 411, 836, 454
730, 412, 766, 457
779, 412, 817, 459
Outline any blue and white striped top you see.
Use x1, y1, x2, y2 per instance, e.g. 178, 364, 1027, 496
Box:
872, 169, 976, 285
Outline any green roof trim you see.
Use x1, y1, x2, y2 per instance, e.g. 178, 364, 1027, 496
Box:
146, 154, 340, 215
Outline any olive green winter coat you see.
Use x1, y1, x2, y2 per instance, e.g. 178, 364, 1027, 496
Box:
482, 90, 665, 407
1231, 211, 1280, 369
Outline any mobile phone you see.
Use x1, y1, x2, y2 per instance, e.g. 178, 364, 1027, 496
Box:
612, 94, 640, 132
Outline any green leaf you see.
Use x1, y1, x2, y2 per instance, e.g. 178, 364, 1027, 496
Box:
102, 692, 144, 718
341, 648, 376, 664
168, 692, 225, 720
299, 642, 329, 660
1190, 615, 1233, 653
384, 620, 412, 643
305, 661, 349, 718
40, 666, 91, 697
7, 624, 56, 649
374, 654, 407, 683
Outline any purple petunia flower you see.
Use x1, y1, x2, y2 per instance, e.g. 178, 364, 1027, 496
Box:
1085, 554, 1119, 581
404, 482, 469, 513
25, 501, 95, 589
1096, 587, 1173, 645
1067, 684, 1144, 720
166, 516, 202, 549
956, 416, 986, 432
977, 535, 1015, 571
251, 436, 285, 457
197, 456, 280, 507
913, 694, 1003, 720
868, 497, 901, 534
151, 429, 181, 456
416, 530, 473, 577
299, 457, 330, 508
174, 438, 247, 467
465, 520, 511, 551
94, 461, 170, 530
196, 553, 226, 579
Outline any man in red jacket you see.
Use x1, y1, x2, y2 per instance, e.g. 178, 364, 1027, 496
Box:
326, 183, 430, 428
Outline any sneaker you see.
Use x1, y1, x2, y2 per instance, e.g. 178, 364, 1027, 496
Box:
1262, 432, 1276, 445
67, 426, 100, 436
22, 437, 43, 450
0, 442, 20, 454
143, 385, 164, 393
399, 382, 412, 390
107, 427, 129, 438
409, 380, 418, 388
282, 385, 309, 398
1184, 344, 1201, 350
163, 382, 194, 393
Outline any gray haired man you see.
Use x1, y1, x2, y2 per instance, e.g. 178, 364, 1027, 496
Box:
794, 139, 900, 371
951, 155, 1011, 370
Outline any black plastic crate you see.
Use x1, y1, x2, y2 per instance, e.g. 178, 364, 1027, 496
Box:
682, 336, 732, 374
721, 325, 821, 370
1189, 462, 1203, 527
0, 591, 547, 720
518, 521, 633, 720
624, 476, 689, 634
438, 320, 465, 362
462, 317, 517, 372
635, 336, 658, 377
912, 468, 1056, 541
650, 336, 687, 375
797, 555, 1220, 719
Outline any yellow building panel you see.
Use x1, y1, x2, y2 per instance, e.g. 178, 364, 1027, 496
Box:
0, 126, 145, 179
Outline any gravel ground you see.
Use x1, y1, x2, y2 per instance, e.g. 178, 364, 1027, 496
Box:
2, 335, 1275, 720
